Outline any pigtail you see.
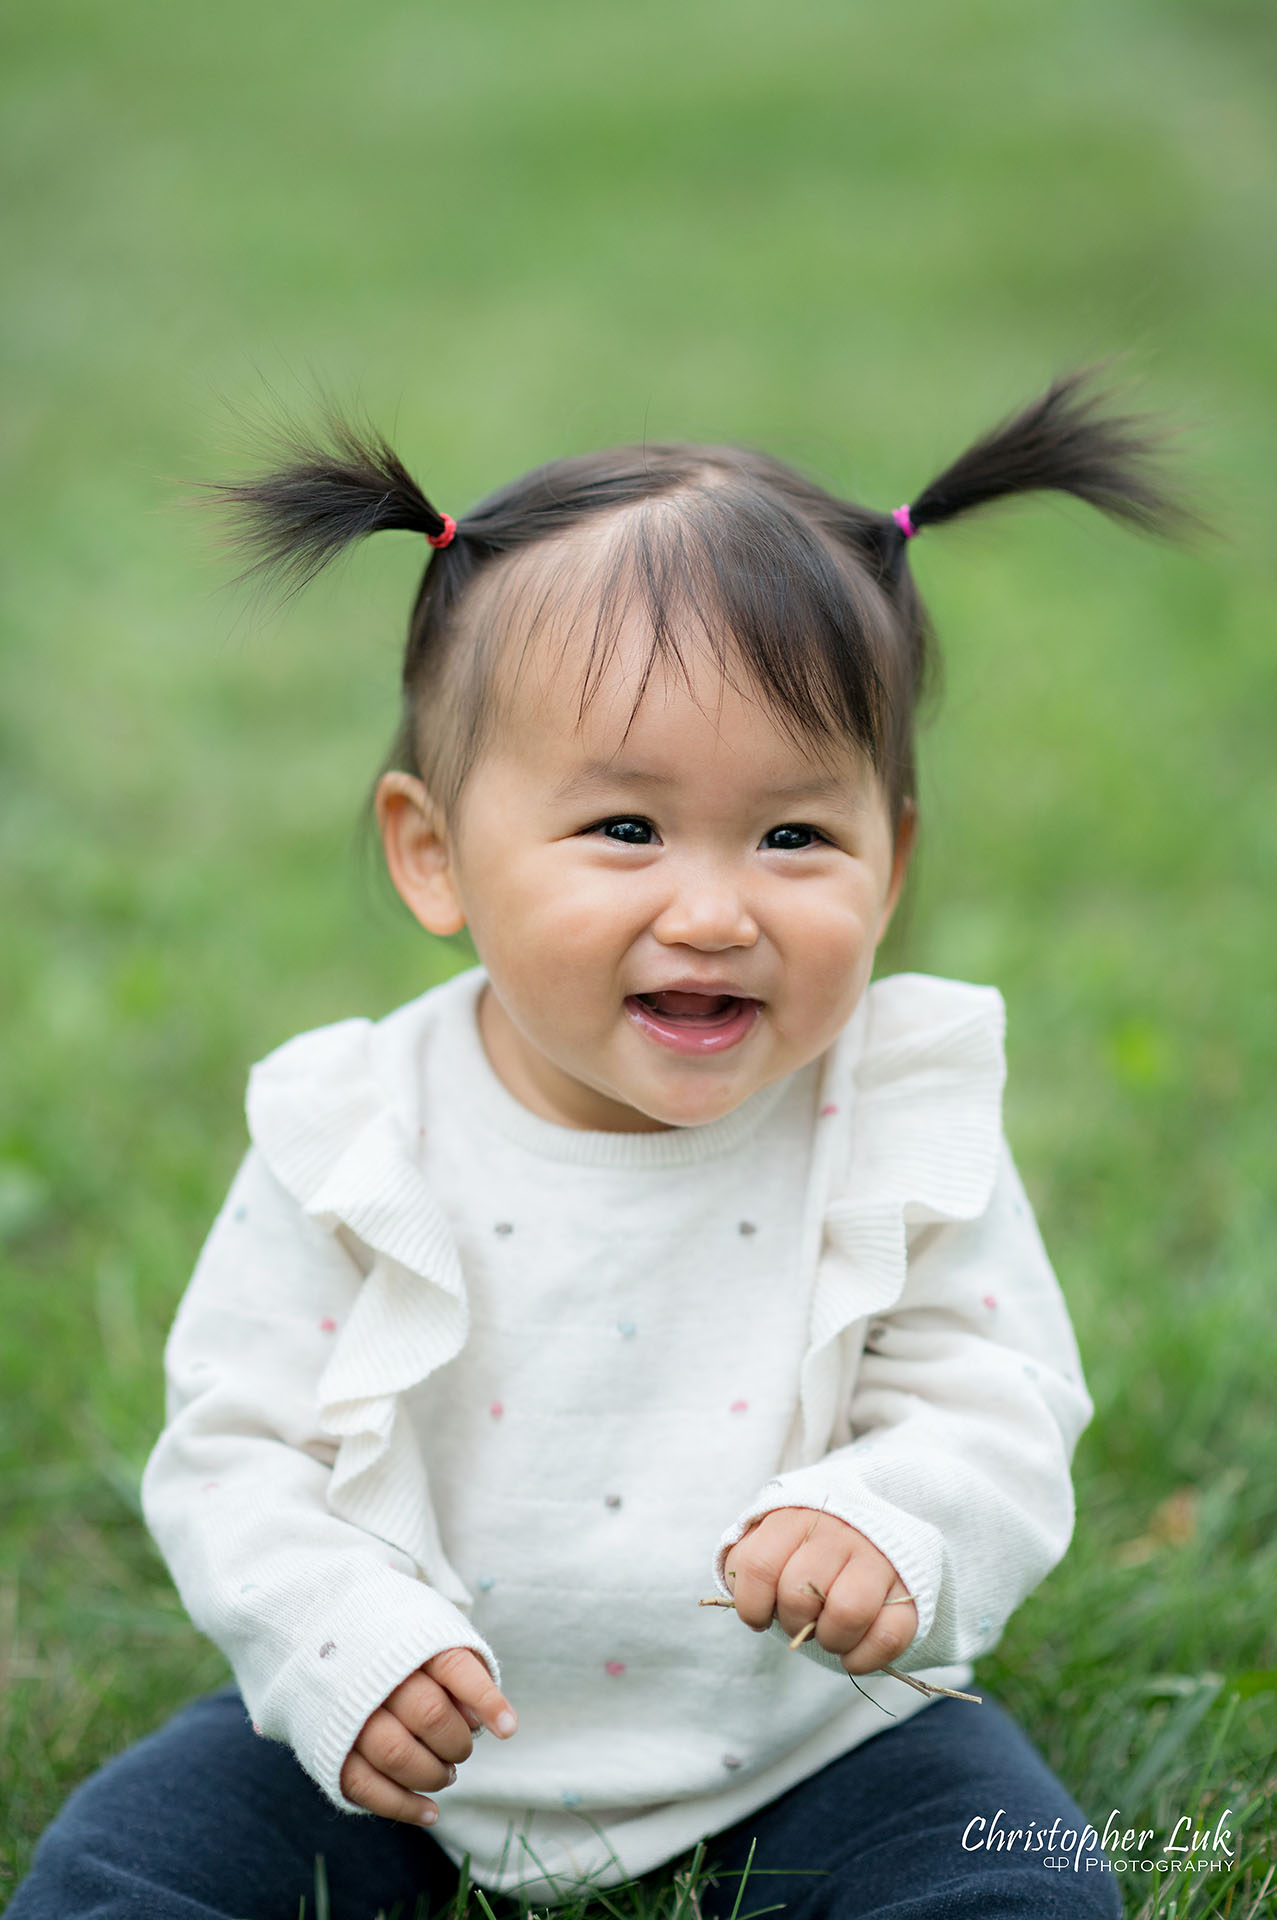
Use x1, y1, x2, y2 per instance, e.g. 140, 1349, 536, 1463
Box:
205, 412, 455, 599
903, 368, 1196, 542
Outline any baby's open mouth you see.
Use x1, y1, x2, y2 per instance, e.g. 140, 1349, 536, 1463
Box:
635, 990, 744, 1024
624, 990, 762, 1054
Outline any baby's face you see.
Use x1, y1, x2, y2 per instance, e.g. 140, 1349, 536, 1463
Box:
400, 615, 910, 1132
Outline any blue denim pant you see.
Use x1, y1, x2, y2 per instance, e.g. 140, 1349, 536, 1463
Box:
10, 1685, 1120, 1918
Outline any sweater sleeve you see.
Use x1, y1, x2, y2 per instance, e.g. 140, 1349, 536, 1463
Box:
714, 1139, 1093, 1674
140, 1147, 499, 1811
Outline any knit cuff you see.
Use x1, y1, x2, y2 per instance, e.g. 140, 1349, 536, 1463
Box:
253, 1565, 501, 1812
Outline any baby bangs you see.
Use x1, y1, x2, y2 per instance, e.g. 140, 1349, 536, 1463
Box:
457, 461, 903, 775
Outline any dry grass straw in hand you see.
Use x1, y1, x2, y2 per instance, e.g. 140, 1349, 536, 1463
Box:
698, 1578, 983, 1706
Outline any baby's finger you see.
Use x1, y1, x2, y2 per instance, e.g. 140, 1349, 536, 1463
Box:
425, 1646, 518, 1738
385, 1671, 473, 1766
355, 1706, 459, 1794
339, 1749, 439, 1828
722, 1547, 783, 1633
812, 1560, 889, 1658
842, 1592, 920, 1677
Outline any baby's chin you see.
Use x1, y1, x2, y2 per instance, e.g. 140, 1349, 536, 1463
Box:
596, 1058, 779, 1133
592, 1012, 841, 1131
532, 1054, 755, 1134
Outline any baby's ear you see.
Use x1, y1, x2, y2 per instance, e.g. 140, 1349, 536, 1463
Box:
881, 800, 917, 935
375, 772, 467, 937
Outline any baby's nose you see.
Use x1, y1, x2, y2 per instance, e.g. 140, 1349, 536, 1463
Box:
651, 869, 759, 950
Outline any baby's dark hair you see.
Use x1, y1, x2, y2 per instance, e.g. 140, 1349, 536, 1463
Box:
211, 370, 1192, 835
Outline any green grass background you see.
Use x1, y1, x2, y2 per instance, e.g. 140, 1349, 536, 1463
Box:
2, 1, 1275, 1912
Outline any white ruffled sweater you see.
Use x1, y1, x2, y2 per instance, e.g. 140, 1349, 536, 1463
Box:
141, 967, 1093, 1899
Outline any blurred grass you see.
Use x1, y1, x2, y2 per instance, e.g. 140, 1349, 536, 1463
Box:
2, 0, 1275, 1912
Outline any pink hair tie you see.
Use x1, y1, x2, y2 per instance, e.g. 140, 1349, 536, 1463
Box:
427, 513, 457, 549
892, 504, 917, 541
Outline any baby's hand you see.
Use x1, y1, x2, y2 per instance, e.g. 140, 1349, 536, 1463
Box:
723, 1509, 918, 1676
339, 1647, 517, 1826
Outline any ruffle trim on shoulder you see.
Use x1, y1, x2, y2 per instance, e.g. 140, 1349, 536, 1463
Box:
798, 973, 1007, 1462
245, 983, 477, 1597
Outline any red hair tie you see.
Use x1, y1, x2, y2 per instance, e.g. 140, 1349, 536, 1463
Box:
427, 514, 457, 549
892, 504, 917, 540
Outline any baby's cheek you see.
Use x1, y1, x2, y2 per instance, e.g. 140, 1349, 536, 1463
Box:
779, 941, 873, 1051
504, 891, 615, 990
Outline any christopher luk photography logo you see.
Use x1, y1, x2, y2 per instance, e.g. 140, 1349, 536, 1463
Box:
962, 1806, 1237, 1877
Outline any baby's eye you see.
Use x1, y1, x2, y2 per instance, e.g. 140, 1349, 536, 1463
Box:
592, 816, 656, 845
761, 823, 825, 851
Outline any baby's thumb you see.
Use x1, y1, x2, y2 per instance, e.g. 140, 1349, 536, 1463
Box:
425, 1646, 518, 1738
